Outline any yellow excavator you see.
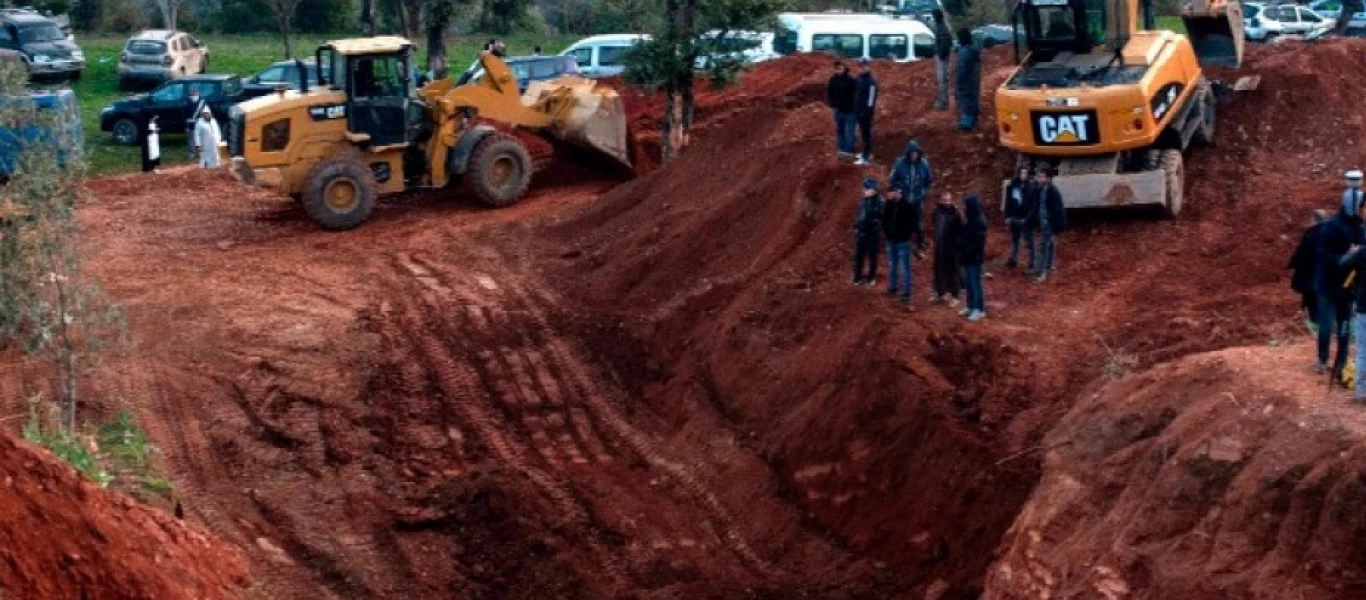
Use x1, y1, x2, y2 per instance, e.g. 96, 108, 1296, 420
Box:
227, 36, 630, 230
995, 0, 1251, 216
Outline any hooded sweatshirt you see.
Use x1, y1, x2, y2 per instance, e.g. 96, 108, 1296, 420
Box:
1318, 188, 1366, 298
890, 141, 933, 202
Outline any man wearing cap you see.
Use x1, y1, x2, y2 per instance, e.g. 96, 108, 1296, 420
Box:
1031, 168, 1067, 283
1317, 169, 1366, 379
853, 58, 878, 165
194, 107, 222, 169
853, 178, 883, 286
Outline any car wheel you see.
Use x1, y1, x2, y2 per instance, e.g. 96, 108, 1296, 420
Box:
112, 118, 140, 146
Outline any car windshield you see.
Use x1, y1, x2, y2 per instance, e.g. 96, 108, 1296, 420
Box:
127, 40, 165, 55
222, 78, 241, 94
18, 24, 64, 44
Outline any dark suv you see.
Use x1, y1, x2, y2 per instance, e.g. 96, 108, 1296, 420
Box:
0, 11, 83, 81
99, 74, 243, 145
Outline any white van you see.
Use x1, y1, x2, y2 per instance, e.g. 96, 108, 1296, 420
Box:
560, 33, 649, 78
771, 13, 935, 62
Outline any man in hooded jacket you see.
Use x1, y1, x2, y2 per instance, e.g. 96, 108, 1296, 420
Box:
1316, 176, 1366, 377
954, 28, 982, 130
890, 140, 933, 253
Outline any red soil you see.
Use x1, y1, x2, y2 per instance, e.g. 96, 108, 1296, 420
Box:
0, 430, 248, 599
4, 38, 1366, 599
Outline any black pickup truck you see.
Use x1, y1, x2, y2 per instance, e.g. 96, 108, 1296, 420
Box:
99, 73, 242, 145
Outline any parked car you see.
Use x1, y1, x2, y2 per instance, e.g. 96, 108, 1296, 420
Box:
0, 87, 81, 181
1308, 0, 1366, 26
972, 24, 1017, 48
560, 34, 649, 78
1244, 2, 1267, 40
100, 74, 241, 145
117, 30, 210, 87
0, 10, 83, 81
1246, 3, 1332, 41
694, 30, 776, 69
241, 59, 323, 99
455, 54, 581, 93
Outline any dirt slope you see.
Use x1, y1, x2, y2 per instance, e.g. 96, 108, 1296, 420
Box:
0, 430, 248, 599
986, 343, 1366, 600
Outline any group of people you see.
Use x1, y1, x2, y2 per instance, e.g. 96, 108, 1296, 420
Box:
826, 8, 984, 159
1289, 169, 1366, 400
852, 142, 1071, 319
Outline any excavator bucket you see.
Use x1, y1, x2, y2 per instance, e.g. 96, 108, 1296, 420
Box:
1182, 0, 1245, 68
525, 77, 632, 169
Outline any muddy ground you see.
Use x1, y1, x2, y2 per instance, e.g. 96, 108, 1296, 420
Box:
3, 39, 1366, 599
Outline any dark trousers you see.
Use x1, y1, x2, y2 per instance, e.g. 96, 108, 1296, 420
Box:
857, 113, 873, 160
1317, 293, 1352, 370
834, 110, 856, 154
1008, 219, 1034, 268
854, 234, 879, 282
962, 264, 985, 312
933, 254, 959, 298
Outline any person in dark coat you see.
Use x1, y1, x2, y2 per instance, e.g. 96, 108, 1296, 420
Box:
882, 186, 918, 306
930, 192, 961, 305
1031, 168, 1067, 283
1004, 166, 1036, 271
954, 28, 982, 130
853, 58, 878, 165
853, 178, 883, 286
890, 140, 932, 254
1289, 209, 1330, 327
931, 9, 953, 111
1314, 181, 1366, 376
827, 61, 857, 159
958, 194, 989, 321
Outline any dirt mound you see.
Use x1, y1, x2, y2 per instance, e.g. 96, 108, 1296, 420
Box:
0, 430, 248, 599
986, 343, 1366, 600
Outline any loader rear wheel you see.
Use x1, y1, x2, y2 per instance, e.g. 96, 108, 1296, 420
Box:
464, 134, 531, 208
1161, 149, 1185, 218
302, 156, 377, 231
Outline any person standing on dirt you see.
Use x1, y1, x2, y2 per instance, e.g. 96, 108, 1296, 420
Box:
1315, 172, 1366, 377
883, 186, 918, 306
1004, 166, 1036, 271
930, 192, 961, 306
932, 9, 954, 111
954, 28, 982, 130
854, 178, 883, 286
891, 140, 933, 254
1289, 208, 1330, 328
958, 194, 989, 321
194, 107, 222, 169
1031, 168, 1067, 283
854, 58, 878, 165
827, 61, 858, 160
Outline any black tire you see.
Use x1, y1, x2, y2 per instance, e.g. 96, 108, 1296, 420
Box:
463, 134, 532, 208
302, 156, 378, 231
1160, 149, 1185, 218
111, 118, 140, 146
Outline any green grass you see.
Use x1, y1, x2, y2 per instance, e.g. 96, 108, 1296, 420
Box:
61, 33, 575, 174
1156, 16, 1189, 35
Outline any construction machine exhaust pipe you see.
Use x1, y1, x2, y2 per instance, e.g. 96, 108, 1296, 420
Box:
1182, 0, 1246, 68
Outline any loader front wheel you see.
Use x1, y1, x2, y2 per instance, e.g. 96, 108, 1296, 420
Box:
302, 156, 377, 231
465, 134, 531, 208
1160, 149, 1185, 218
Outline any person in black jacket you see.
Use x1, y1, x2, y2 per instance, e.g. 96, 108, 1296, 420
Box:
1031, 168, 1067, 283
958, 194, 988, 321
853, 178, 883, 285
882, 186, 918, 306
1004, 166, 1036, 271
854, 58, 878, 165
826, 61, 857, 159
1289, 209, 1330, 328
930, 192, 961, 306
1314, 184, 1366, 376
932, 9, 953, 111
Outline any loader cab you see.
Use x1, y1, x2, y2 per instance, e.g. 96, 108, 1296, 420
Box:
316, 37, 427, 148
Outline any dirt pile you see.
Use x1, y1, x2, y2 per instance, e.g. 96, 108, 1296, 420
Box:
0, 430, 248, 599
985, 343, 1366, 600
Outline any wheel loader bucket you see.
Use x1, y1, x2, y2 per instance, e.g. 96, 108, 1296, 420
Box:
525, 77, 632, 169
1182, 0, 1245, 68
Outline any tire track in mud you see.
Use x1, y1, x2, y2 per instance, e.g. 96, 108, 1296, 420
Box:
395, 251, 784, 581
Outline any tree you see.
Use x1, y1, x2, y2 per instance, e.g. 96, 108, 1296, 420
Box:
148, 0, 186, 29
426, 0, 455, 78
1336, 0, 1362, 33
623, 0, 783, 161
360, 0, 375, 35
265, 0, 305, 58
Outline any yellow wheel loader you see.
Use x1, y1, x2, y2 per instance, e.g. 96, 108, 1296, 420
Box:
227, 37, 630, 231
995, 0, 1252, 216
